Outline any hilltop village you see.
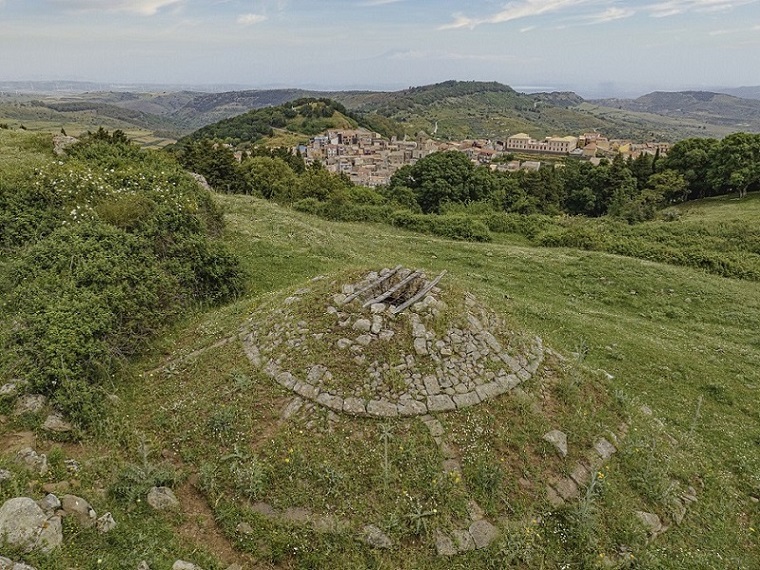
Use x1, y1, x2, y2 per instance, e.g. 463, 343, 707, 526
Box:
293, 129, 672, 187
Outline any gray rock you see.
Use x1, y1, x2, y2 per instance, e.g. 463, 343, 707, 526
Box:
543, 430, 568, 458
469, 519, 499, 549
355, 334, 372, 346
435, 531, 457, 556
42, 413, 73, 434
306, 364, 328, 384
0, 380, 26, 399
0, 497, 62, 553
336, 338, 353, 349
60, 494, 96, 527
594, 438, 617, 460
316, 393, 343, 411
137, 561, 151, 570
370, 303, 386, 314
361, 524, 393, 549
366, 400, 398, 417
13, 395, 46, 416
236, 522, 254, 534
15, 447, 47, 475
453, 391, 480, 409
553, 477, 579, 501
635, 511, 667, 537
172, 562, 203, 570
379, 330, 395, 341
475, 382, 506, 401
342, 397, 366, 415
397, 400, 427, 416
37, 494, 61, 515
0, 469, 14, 482
423, 375, 441, 396
414, 337, 428, 355
427, 394, 456, 412
0, 557, 38, 570
147, 487, 179, 511
96, 512, 116, 533
371, 316, 383, 334
353, 319, 372, 332
452, 528, 476, 552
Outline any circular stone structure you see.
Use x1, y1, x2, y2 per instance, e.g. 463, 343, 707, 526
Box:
242, 267, 545, 418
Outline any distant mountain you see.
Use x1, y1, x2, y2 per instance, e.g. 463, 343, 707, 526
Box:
591, 91, 760, 132
179, 97, 404, 146
714, 86, 760, 101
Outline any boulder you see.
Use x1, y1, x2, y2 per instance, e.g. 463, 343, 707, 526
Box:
172, 562, 203, 570
147, 486, 179, 511
0, 557, 38, 570
0, 497, 62, 553
13, 395, 46, 416
96, 512, 117, 533
42, 413, 73, 434
361, 524, 393, 549
60, 494, 96, 527
15, 447, 47, 475
543, 430, 568, 458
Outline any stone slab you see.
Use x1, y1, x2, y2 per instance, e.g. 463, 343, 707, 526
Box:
366, 400, 399, 417
343, 397, 367, 415
453, 391, 480, 409
427, 394, 456, 413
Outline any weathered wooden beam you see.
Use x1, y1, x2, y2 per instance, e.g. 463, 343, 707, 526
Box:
390, 271, 447, 314
363, 270, 422, 307
344, 265, 402, 304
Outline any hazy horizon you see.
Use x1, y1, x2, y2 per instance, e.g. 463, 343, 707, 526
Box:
1, 1, 758, 99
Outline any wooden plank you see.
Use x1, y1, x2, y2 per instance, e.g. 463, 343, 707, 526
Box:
390, 271, 447, 314
362, 270, 422, 307
344, 265, 402, 304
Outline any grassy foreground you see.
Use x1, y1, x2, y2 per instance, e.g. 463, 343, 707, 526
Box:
2, 175, 759, 568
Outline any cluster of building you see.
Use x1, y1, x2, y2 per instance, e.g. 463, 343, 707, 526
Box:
294, 128, 671, 187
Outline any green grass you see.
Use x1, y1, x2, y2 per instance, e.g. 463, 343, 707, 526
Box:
2, 171, 759, 567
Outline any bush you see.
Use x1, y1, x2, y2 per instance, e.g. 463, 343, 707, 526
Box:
0, 136, 244, 424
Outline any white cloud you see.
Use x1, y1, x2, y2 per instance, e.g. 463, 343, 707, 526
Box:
50, 0, 184, 16
586, 7, 636, 24
646, 0, 758, 18
237, 13, 267, 25
440, 0, 595, 30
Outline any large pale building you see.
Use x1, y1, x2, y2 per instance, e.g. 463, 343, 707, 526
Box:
506, 133, 579, 154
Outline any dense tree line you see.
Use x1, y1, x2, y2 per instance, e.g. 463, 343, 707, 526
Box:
177, 133, 760, 227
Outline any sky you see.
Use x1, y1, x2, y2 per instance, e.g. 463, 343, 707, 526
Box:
1, 0, 759, 97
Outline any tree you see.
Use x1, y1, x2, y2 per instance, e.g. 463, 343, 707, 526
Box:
661, 137, 718, 199
239, 156, 298, 202
390, 151, 475, 213
646, 170, 689, 204
707, 133, 760, 199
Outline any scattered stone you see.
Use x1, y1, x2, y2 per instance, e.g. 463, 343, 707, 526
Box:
0, 497, 62, 553
370, 303, 386, 314
0, 469, 13, 482
13, 395, 46, 416
236, 522, 255, 535
452, 529, 476, 552
379, 330, 395, 341
0, 380, 26, 398
60, 494, 96, 527
553, 477, 579, 501
37, 494, 61, 515
96, 512, 117, 533
469, 519, 499, 549
414, 337, 428, 355
147, 486, 179, 511
594, 438, 617, 460
15, 447, 47, 475
569, 462, 591, 487
435, 531, 458, 556
0, 557, 37, 570
42, 481, 70, 494
635, 510, 667, 538
172, 562, 203, 570
353, 319, 372, 332
137, 561, 151, 570
361, 524, 393, 549
355, 334, 372, 346
543, 430, 568, 458
42, 413, 73, 434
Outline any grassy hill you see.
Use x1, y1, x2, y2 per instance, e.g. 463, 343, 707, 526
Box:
1, 130, 758, 568
592, 91, 760, 134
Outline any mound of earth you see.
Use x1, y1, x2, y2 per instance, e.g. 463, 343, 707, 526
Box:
243, 266, 545, 418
